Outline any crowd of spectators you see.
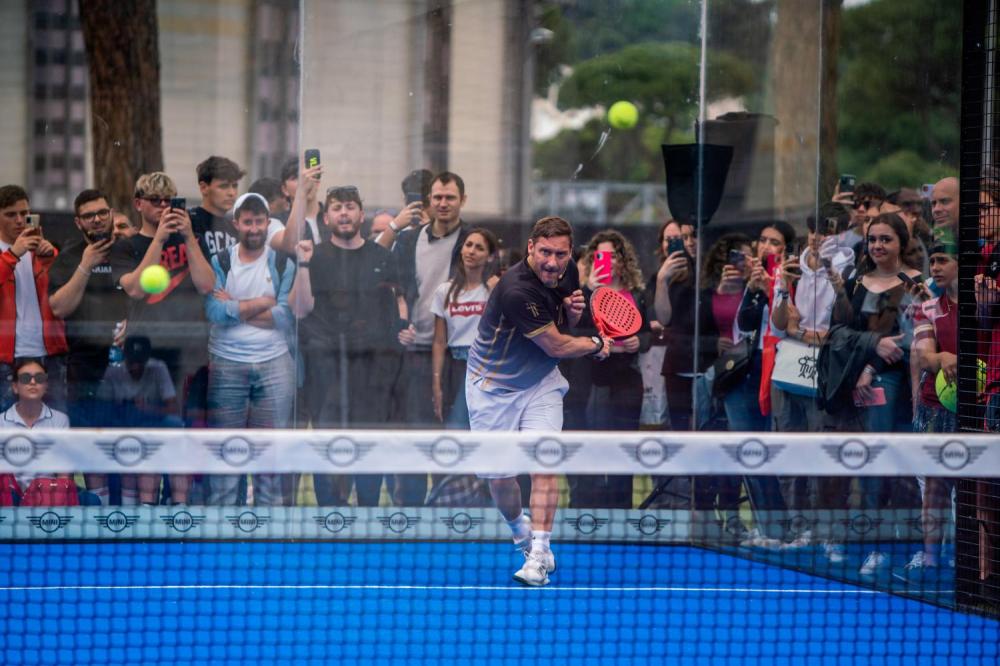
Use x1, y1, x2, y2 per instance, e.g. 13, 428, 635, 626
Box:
0, 155, 992, 580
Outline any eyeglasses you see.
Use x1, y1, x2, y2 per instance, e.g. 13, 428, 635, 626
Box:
78, 208, 112, 223
140, 196, 171, 207
17, 372, 47, 385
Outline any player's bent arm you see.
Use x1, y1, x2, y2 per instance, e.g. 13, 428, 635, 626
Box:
530, 324, 603, 359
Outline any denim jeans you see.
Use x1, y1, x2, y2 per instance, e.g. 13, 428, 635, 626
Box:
205, 352, 295, 506
722, 357, 785, 537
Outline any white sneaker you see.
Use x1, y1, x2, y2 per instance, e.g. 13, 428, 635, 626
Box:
823, 542, 846, 564
903, 551, 927, 570
513, 550, 550, 587
536, 547, 556, 573
859, 550, 887, 575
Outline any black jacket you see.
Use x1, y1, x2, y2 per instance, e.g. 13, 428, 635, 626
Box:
816, 324, 881, 414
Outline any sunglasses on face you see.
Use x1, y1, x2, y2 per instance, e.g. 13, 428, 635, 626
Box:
140, 196, 171, 207
17, 372, 47, 385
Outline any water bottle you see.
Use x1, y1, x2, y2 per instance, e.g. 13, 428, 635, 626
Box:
108, 322, 125, 366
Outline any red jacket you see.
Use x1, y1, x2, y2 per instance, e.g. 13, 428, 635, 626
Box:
0, 248, 68, 364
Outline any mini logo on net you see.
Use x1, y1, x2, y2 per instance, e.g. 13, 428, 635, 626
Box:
626, 515, 672, 536
620, 440, 683, 469
778, 514, 819, 537
722, 439, 784, 470
95, 512, 139, 533
207, 437, 269, 468
1, 435, 53, 467
377, 512, 420, 534
840, 513, 883, 536
519, 438, 583, 468
924, 440, 986, 471
440, 513, 484, 534
565, 513, 609, 535
28, 512, 72, 534
96, 436, 163, 467
311, 437, 376, 468
905, 515, 943, 537
822, 439, 886, 471
160, 511, 205, 533
415, 437, 479, 467
226, 511, 269, 533
314, 512, 357, 534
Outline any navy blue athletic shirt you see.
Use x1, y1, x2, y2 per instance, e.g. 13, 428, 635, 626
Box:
466, 258, 579, 391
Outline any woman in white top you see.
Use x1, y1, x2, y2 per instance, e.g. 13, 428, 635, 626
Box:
430, 228, 498, 427
0, 358, 72, 505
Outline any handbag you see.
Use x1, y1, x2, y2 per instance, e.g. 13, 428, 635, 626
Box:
770, 337, 819, 397
712, 331, 757, 398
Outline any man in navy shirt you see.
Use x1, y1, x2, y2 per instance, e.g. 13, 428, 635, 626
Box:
466, 216, 611, 586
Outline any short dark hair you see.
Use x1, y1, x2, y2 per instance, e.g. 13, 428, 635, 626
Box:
0, 185, 29, 209
529, 215, 573, 245
248, 178, 284, 205
402, 169, 434, 204
982, 166, 1000, 202
74, 189, 107, 215
12, 357, 46, 379
196, 156, 245, 185
762, 220, 796, 247
854, 182, 887, 204
279, 157, 298, 183
325, 186, 363, 210
807, 202, 851, 235
123, 336, 152, 364
431, 171, 465, 198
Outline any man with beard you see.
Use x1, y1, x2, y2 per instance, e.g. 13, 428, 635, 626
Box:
289, 183, 405, 507
466, 216, 611, 586
203, 193, 296, 506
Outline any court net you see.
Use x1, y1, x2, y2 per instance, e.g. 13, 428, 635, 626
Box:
0, 430, 997, 665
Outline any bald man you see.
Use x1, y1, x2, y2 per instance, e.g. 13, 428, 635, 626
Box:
931, 177, 958, 230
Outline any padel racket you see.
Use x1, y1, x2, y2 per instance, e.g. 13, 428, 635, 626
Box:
590, 286, 641, 339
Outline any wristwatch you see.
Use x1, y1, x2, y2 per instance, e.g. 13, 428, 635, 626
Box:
589, 336, 604, 356
388, 221, 400, 233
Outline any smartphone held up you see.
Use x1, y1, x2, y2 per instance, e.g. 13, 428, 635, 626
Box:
593, 251, 613, 285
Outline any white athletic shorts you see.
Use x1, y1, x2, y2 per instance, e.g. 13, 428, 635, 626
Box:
466, 367, 569, 479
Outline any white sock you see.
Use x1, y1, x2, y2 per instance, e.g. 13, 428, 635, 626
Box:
90, 486, 110, 506
120, 487, 138, 506
532, 530, 552, 551
506, 513, 532, 544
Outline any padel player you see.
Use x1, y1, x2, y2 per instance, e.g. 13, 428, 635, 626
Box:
466, 216, 611, 586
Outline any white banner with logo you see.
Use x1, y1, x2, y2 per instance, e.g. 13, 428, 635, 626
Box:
0, 429, 996, 477
0, 504, 936, 543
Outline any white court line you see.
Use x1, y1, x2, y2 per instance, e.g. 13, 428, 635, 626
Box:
0, 584, 880, 594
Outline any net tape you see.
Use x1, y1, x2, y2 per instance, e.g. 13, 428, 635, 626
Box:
0, 429, 994, 476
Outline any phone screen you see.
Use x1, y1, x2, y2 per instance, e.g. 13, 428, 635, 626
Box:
304, 149, 321, 169
727, 249, 745, 271
593, 251, 612, 285
764, 253, 782, 277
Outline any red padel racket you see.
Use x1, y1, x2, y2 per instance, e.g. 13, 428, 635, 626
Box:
590, 286, 641, 339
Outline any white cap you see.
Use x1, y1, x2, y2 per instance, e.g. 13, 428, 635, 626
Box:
230, 192, 270, 218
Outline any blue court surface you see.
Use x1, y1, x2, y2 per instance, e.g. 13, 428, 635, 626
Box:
1, 541, 996, 666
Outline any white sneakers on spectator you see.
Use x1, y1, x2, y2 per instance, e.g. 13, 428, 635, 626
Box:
822, 541, 846, 564
859, 550, 888, 575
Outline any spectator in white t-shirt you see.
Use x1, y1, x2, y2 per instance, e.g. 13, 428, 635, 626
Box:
99, 335, 182, 505
427, 228, 498, 508
204, 193, 296, 506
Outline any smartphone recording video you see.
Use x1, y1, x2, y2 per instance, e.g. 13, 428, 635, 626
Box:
593, 251, 613, 285
667, 237, 685, 256
839, 174, 856, 194
727, 249, 746, 271
25, 214, 40, 230
170, 197, 186, 211
305, 149, 321, 169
